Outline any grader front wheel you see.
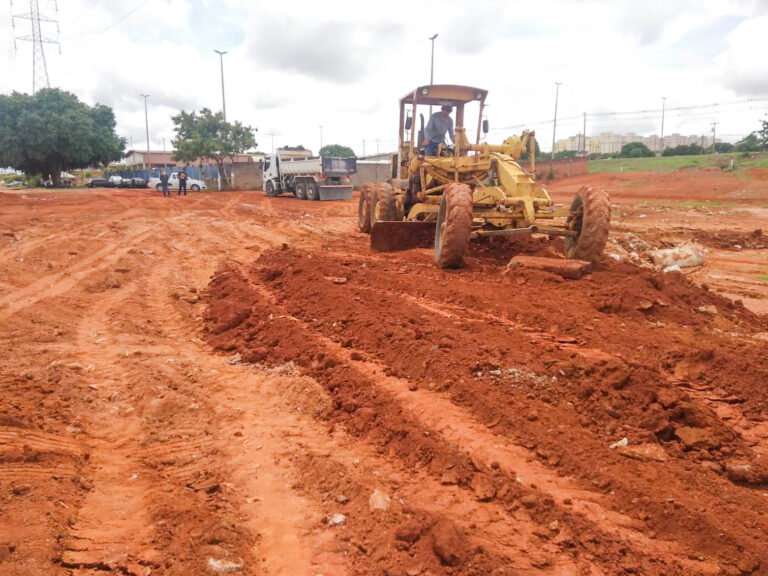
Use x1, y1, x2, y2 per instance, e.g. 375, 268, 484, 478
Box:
435, 183, 473, 269
358, 184, 373, 233
564, 186, 611, 264
372, 183, 397, 223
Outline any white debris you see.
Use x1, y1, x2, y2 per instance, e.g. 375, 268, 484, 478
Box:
207, 558, 244, 574
649, 243, 704, 269
327, 513, 346, 527
609, 437, 629, 450
369, 489, 391, 511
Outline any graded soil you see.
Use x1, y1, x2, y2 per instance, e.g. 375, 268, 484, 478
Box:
1, 168, 767, 575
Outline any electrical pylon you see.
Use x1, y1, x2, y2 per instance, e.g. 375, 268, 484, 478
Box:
11, 0, 61, 94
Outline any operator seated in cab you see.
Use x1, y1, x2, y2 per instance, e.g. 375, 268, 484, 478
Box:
422, 105, 455, 156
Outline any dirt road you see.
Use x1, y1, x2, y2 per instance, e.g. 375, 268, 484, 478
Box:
1, 171, 767, 576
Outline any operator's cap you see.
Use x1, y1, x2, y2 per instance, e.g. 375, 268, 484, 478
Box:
441, 105, 453, 113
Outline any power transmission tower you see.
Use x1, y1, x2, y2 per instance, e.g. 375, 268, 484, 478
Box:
11, 0, 61, 94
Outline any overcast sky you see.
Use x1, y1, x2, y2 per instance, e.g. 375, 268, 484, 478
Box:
2, 0, 767, 155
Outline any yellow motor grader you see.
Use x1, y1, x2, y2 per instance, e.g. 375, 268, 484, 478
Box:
358, 84, 610, 268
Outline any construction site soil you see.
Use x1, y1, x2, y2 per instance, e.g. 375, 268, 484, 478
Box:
1, 168, 767, 576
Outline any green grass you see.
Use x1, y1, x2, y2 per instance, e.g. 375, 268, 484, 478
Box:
759, 274, 768, 283
589, 152, 768, 175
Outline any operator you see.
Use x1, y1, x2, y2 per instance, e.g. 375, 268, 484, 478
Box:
423, 105, 455, 156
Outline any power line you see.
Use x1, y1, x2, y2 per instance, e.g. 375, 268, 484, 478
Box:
71, 0, 154, 47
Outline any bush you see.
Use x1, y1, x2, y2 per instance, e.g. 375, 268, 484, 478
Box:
619, 142, 654, 158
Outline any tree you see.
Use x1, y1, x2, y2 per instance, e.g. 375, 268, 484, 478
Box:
0, 88, 125, 186
619, 142, 654, 158
519, 138, 541, 160
735, 132, 760, 152
319, 144, 355, 157
171, 108, 257, 190
662, 144, 704, 156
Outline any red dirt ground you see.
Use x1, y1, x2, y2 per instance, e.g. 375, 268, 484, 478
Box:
1, 168, 767, 575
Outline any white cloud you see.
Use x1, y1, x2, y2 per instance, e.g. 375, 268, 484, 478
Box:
1, 0, 767, 155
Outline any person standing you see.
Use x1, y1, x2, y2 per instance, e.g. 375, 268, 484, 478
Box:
160, 170, 170, 197
178, 169, 188, 196
422, 105, 455, 156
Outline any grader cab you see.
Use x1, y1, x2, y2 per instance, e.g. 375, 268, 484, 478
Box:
357, 84, 610, 268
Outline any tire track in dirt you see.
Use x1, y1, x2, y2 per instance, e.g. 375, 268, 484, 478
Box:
0, 226, 153, 320
137, 215, 354, 574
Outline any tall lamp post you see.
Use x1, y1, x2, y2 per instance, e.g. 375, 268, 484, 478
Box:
140, 93, 150, 172
318, 125, 323, 154
551, 82, 562, 173
214, 49, 228, 122
428, 33, 438, 116
660, 96, 667, 155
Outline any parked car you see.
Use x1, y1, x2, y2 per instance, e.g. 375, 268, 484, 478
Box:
6, 180, 25, 188
108, 175, 123, 186
124, 177, 149, 188
148, 172, 207, 192
87, 178, 113, 188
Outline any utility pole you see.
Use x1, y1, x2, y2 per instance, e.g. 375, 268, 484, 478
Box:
660, 96, 667, 155
551, 82, 562, 172
162, 137, 166, 170
582, 112, 587, 155
711, 121, 719, 154
428, 33, 438, 116
140, 94, 150, 171
268, 132, 276, 153
214, 50, 227, 122
318, 125, 323, 154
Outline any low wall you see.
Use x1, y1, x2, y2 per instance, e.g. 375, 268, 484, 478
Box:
231, 162, 263, 190
351, 163, 392, 188
521, 156, 589, 180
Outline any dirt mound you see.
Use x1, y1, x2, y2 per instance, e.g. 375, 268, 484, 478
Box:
205, 241, 768, 574
691, 228, 765, 250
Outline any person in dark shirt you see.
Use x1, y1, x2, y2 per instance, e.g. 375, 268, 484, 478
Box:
178, 169, 188, 196
159, 171, 170, 197
422, 105, 455, 156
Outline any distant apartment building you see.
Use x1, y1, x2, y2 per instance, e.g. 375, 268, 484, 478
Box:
555, 132, 718, 155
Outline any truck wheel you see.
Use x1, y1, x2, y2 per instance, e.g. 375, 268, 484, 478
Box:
564, 186, 611, 264
371, 183, 397, 223
265, 181, 278, 197
435, 183, 473, 269
306, 182, 320, 201
358, 184, 374, 233
295, 181, 307, 200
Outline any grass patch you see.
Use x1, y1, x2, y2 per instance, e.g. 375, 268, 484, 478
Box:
590, 152, 768, 175
758, 274, 768, 283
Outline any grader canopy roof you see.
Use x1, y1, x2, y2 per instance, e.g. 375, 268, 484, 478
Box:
400, 85, 488, 108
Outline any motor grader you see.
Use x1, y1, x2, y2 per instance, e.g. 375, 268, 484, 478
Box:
357, 84, 610, 268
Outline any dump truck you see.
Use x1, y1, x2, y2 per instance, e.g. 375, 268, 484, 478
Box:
357, 84, 610, 268
263, 148, 357, 200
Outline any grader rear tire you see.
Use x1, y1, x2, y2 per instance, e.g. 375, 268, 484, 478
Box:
358, 184, 374, 233
435, 183, 473, 269
371, 183, 397, 223
564, 186, 611, 264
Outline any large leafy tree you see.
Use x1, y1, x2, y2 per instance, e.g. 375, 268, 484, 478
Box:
171, 108, 257, 189
319, 144, 355, 157
619, 142, 654, 158
0, 88, 125, 186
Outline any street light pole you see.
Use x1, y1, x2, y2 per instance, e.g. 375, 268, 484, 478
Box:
551, 82, 562, 173
428, 33, 438, 116
318, 125, 323, 154
660, 96, 667, 155
140, 94, 150, 172
214, 49, 228, 122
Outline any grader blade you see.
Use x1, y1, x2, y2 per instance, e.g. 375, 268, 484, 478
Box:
370, 221, 436, 252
